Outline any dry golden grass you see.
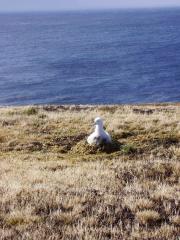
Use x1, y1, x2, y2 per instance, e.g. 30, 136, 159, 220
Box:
0, 104, 179, 240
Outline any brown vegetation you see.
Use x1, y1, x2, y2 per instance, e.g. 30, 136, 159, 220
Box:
0, 104, 179, 239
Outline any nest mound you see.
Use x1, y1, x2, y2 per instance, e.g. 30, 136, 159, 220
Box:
71, 138, 121, 155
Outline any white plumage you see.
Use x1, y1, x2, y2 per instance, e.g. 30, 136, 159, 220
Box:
87, 117, 111, 145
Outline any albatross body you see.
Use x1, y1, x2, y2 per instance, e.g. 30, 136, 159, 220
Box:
87, 117, 111, 145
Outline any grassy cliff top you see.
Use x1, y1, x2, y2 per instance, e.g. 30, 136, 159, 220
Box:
0, 104, 179, 239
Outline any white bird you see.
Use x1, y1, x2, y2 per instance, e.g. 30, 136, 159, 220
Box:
87, 117, 112, 146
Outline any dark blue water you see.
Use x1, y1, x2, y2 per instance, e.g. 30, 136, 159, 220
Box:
0, 9, 180, 105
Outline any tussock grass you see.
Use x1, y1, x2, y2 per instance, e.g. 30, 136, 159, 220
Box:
136, 210, 161, 226
23, 107, 39, 116
0, 104, 179, 239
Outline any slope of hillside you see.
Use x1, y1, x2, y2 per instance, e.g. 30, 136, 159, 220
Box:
0, 104, 179, 239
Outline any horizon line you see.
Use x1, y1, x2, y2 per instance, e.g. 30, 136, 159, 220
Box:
0, 5, 180, 14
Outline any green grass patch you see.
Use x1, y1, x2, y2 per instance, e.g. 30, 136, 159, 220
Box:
23, 107, 38, 116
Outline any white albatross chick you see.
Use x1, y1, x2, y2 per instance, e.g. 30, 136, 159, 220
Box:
87, 117, 112, 145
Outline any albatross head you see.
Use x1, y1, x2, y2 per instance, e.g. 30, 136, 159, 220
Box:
94, 117, 103, 128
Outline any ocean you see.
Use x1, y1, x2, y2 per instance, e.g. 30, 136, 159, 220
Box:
0, 9, 180, 105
